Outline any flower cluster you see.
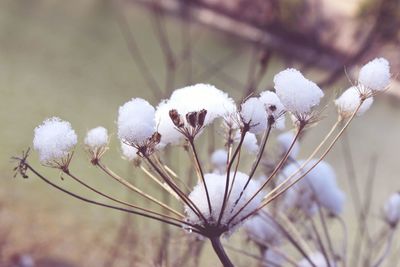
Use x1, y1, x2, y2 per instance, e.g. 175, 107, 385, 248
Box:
18, 57, 393, 267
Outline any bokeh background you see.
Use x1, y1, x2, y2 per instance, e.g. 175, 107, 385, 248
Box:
1, 0, 400, 266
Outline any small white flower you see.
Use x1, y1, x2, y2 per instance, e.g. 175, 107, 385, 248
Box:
240, 97, 268, 134
84, 126, 108, 149
33, 117, 77, 165
358, 57, 391, 92
274, 68, 324, 115
259, 90, 286, 129
120, 142, 138, 161
117, 98, 156, 145
335, 86, 374, 118
383, 192, 400, 227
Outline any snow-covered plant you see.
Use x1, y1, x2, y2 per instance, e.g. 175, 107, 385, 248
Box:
13, 58, 393, 267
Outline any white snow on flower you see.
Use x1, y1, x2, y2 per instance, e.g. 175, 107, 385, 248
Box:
211, 149, 228, 169
240, 97, 268, 134
274, 68, 324, 115
277, 131, 300, 159
383, 192, 400, 226
84, 127, 108, 149
263, 249, 284, 267
335, 86, 374, 117
186, 171, 263, 229
117, 98, 156, 145
280, 160, 345, 216
259, 90, 286, 129
297, 251, 329, 267
33, 117, 77, 164
235, 131, 259, 154
358, 57, 391, 92
245, 215, 281, 245
155, 84, 236, 145
120, 142, 138, 161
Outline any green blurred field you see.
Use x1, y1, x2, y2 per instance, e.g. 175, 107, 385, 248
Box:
1, 0, 400, 266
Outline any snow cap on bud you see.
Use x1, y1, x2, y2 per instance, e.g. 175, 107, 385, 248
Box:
335, 86, 374, 118
240, 97, 268, 134
117, 98, 156, 145
33, 117, 77, 165
274, 68, 324, 115
383, 192, 400, 227
277, 131, 300, 159
84, 127, 108, 149
358, 57, 391, 92
259, 90, 286, 129
156, 84, 236, 145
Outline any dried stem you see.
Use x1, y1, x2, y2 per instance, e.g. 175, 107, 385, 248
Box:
188, 139, 213, 215
19, 160, 199, 232
96, 161, 184, 218
210, 236, 234, 267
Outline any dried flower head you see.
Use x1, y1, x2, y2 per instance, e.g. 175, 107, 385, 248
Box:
84, 126, 109, 163
335, 86, 374, 118
358, 57, 391, 92
185, 171, 263, 231
117, 98, 156, 146
259, 90, 286, 129
274, 68, 324, 118
33, 117, 77, 169
155, 83, 236, 145
240, 97, 268, 134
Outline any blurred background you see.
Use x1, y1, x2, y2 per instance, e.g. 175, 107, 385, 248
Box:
0, 0, 399, 266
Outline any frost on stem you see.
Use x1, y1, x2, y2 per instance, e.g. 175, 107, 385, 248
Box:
280, 160, 345, 217
155, 83, 236, 146
358, 57, 391, 92
185, 172, 263, 231
33, 117, 77, 169
383, 192, 400, 228
335, 86, 374, 118
273, 68, 324, 121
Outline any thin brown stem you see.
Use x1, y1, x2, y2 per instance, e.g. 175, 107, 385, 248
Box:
20, 161, 200, 232
188, 139, 212, 215
96, 161, 184, 218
